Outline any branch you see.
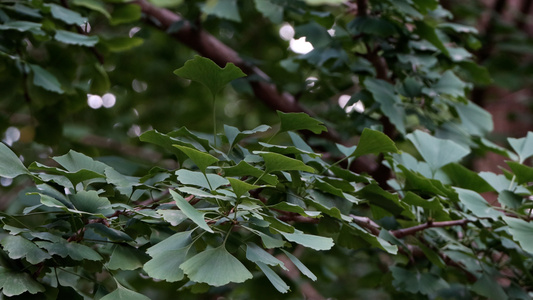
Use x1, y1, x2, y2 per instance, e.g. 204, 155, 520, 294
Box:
391, 219, 470, 239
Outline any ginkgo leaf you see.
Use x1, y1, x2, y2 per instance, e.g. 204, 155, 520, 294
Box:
278, 111, 327, 134
0, 142, 31, 179
100, 285, 150, 300
0, 267, 45, 297
170, 190, 213, 233
173, 55, 246, 98
352, 128, 398, 157
180, 246, 253, 286
407, 130, 470, 171
257, 152, 315, 173
508, 132, 533, 163
173, 145, 219, 173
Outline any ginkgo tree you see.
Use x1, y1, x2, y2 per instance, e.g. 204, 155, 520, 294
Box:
1, 0, 533, 299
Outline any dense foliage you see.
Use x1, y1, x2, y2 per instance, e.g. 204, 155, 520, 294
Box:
1, 0, 533, 299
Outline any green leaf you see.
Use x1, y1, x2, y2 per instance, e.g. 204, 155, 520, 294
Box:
305, 0, 343, 4
246, 243, 287, 270
222, 161, 278, 185
258, 152, 315, 173
53, 150, 108, 174
245, 227, 287, 248
35, 241, 102, 261
472, 274, 507, 300
148, 0, 183, 7
442, 163, 493, 193
176, 169, 228, 190
146, 230, 193, 257
402, 192, 449, 220
173, 145, 219, 173
29, 162, 105, 188
352, 128, 398, 157
55, 30, 99, 46
432, 70, 466, 98
454, 188, 503, 220
144, 247, 193, 282
503, 216, 533, 255
100, 285, 150, 300
0, 235, 51, 264
508, 132, 533, 163
390, 266, 449, 295
170, 190, 213, 233
72, 0, 111, 19
0, 143, 30, 178
157, 210, 187, 226
69, 190, 113, 215
0, 267, 45, 297
180, 246, 253, 286
277, 111, 327, 134
0, 21, 42, 32
139, 129, 193, 162
497, 190, 522, 210
279, 231, 333, 251
224, 124, 271, 148
101, 37, 144, 52
338, 224, 398, 254
280, 249, 317, 281
202, 0, 241, 22
107, 244, 148, 270
46, 3, 87, 25
452, 101, 493, 136
253, 0, 283, 23
256, 262, 290, 293
228, 178, 261, 198
173, 55, 246, 97
364, 78, 406, 134
407, 130, 470, 171
356, 184, 412, 218
86, 223, 134, 242
414, 21, 449, 56
28, 64, 64, 94
110, 4, 141, 25
258, 142, 321, 157
507, 161, 533, 184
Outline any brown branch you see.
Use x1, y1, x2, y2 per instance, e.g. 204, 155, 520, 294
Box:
391, 219, 470, 239
350, 214, 381, 235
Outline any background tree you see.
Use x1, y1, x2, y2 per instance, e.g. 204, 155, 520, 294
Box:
1, 0, 533, 299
